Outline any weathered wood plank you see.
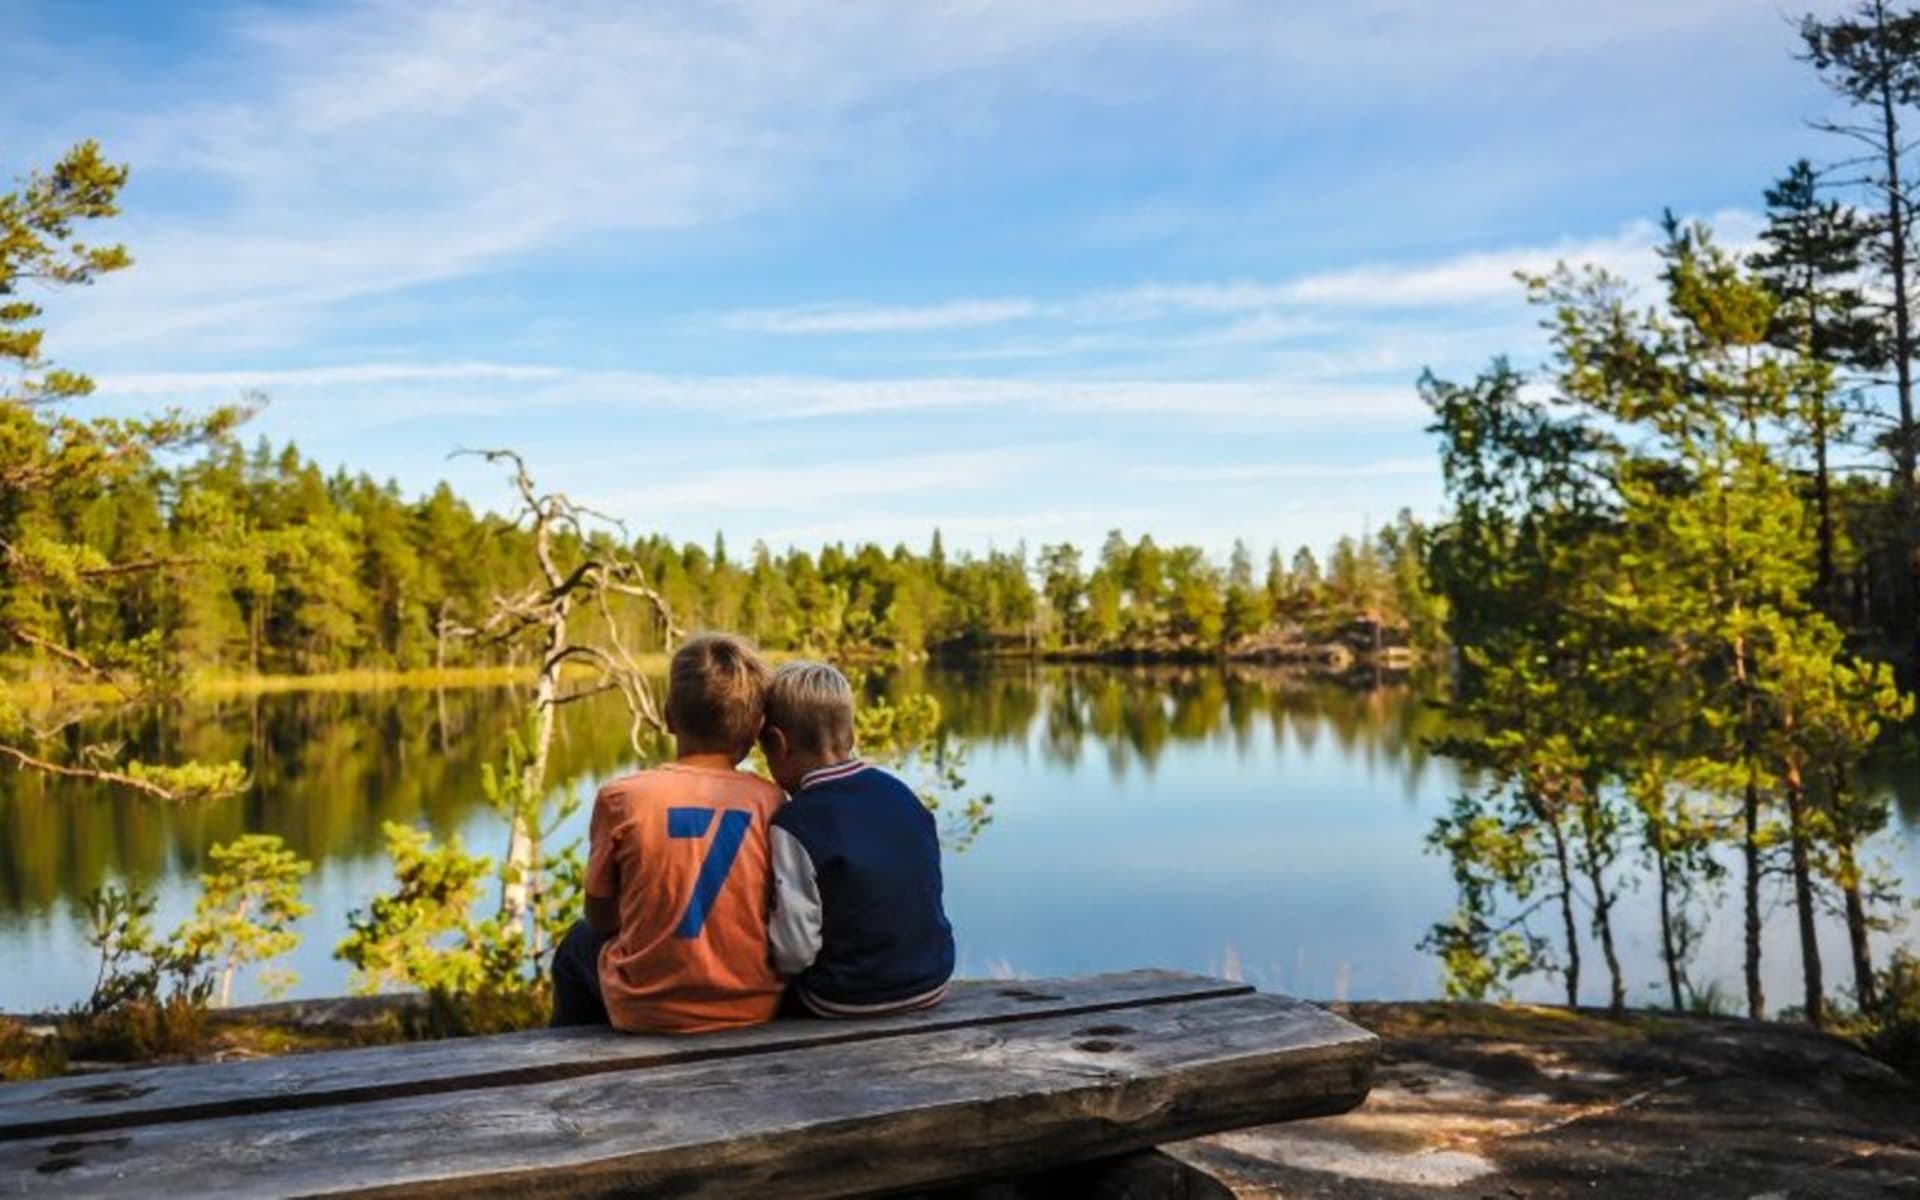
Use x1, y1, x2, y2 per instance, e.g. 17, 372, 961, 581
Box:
0, 992, 1377, 1199
0, 971, 1248, 1141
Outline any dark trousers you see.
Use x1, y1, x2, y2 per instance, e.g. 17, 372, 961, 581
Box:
550, 919, 612, 1028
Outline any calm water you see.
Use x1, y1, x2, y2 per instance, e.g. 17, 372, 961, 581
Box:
2, 664, 1916, 1013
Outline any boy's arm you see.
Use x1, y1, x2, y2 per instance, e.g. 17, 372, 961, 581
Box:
768, 825, 823, 977
584, 786, 624, 937
586, 892, 620, 937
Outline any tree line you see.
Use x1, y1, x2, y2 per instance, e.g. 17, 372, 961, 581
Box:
1422, 2, 1920, 1032
10, 433, 1446, 677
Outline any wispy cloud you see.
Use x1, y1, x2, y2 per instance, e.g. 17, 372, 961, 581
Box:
718, 300, 1039, 334
1137, 456, 1437, 485
22, 0, 1793, 360
43, 0, 1236, 355
92, 366, 1428, 430
96, 362, 569, 394
704, 211, 1763, 343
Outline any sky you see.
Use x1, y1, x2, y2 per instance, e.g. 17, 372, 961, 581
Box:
4, 0, 1863, 559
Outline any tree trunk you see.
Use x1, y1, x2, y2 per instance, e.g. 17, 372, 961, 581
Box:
1652, 818, 1685, 1012
502, 601, 565, 944
1743, 776, 1765, 1020
249, 601, 262, 675
1832, 769, 1879, 1010
1578, 789, 1626, 1014
1814, 411, 1837, 614
1784, 758, 1826, 1028
1876, 38, 1920, 665
1543, 795, 1581, 1008
434, 603, 451, 755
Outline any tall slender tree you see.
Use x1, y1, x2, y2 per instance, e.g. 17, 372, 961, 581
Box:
1802, 2, 1920, 661
1752, 158, 1880, 613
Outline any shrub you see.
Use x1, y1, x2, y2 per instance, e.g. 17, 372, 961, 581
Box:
400, 986, 553, 1041
1861, 951, 1920, 1081
58, 993, 210, 1064
0, 1018, 66, 1081
58, 837, 312, 1065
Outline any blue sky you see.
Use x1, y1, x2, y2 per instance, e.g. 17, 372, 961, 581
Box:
7, 0, 1856, 558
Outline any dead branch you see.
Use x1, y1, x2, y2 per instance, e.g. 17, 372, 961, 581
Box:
4, 625, 138, 702
0, 741, 176, 801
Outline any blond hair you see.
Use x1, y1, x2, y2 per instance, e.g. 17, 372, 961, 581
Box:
666, 633, 769, 755
765, 660, 856, 758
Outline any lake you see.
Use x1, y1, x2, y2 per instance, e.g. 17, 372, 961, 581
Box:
2, 663, 1916, 1013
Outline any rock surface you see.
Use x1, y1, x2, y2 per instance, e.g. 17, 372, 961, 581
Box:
1161, 1002, 1920, 1198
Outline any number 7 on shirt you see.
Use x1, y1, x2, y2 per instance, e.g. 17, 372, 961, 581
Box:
666, 807, 754, 939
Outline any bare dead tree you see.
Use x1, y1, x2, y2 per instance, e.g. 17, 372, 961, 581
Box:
451, 449, 679, 946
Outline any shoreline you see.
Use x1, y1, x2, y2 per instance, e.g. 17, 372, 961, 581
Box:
2, 647, 1430, 708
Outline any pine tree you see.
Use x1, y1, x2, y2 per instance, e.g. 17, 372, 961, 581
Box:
1802, 1, 1920, 661
1, 143, 249, 800
1752, 158, 1879, 613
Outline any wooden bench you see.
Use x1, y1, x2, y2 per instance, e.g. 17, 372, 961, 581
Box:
0, 971, 1376, 1198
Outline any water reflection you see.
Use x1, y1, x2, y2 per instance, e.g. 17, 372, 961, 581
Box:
907, 662, 1450, 794
0, 686, 646, 916
1, 664, 1911, 1012
0, 667, 1448, 918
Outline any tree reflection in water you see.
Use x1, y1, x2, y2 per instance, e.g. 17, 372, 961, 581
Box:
0, 666, 1450, 918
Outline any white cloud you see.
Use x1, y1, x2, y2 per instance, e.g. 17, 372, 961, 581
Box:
43, 0, 1232, 355
703, 210, 1764, 344
21, 0, 1800, 359
1138, 456, 1437, 485
96, 362, 568, 394
718, 300, 1039, 334
91, 366, 1427, 430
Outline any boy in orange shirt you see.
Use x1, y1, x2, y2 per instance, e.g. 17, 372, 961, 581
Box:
550, 633, 786, 1033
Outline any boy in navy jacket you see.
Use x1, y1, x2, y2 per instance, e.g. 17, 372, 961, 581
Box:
761, 661, 954, 1017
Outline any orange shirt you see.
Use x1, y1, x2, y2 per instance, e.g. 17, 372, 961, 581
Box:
584, 763, 785, 1033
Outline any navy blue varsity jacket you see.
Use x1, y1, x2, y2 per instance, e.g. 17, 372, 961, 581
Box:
768, 759, 955, 1013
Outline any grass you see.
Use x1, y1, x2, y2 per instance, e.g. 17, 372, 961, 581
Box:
0, 1016, 66, 1082
1337, 1000, 1671, 1043
192, 665, 539, 698
2, 660, 690, 707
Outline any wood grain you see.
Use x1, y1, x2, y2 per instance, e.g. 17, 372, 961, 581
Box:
0, 991, 1377, 1199
0, 971, 1248, 1141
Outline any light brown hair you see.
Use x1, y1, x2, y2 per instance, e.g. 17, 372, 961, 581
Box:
666, 633, 769, 756
764, 661, 856, 758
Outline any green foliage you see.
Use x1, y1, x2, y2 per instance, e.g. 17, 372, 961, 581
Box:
394, 985, 553, 1041
1859, 950, 1920, 1079
1422, 209, 1914, 1023
175, 835, 313, 1007
1420, 792, 1553, 1001
1, 141, 249, 801
66, 884, 212, 1061
855, 689, 996, 852
61, 832, 313, 1061
0, 1018, 66, 1081
335, 822, 521, 996
0, 140, 130, 387
480, 711, 588, 975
